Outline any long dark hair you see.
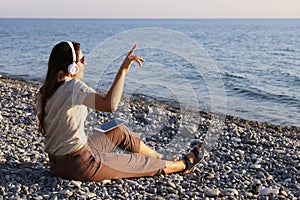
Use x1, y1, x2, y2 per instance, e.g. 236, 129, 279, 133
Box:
39, 41, 81, 135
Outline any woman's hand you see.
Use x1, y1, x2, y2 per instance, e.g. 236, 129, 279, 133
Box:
121, 45, 145, 73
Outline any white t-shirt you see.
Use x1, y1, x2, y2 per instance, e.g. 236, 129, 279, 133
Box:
36, 77, 95, 156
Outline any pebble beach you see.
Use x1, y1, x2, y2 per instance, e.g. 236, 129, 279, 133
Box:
0, 74, 299, 200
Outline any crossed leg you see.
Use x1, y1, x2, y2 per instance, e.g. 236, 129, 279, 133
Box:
87, 124, 200, 180
88, 124, 162, 158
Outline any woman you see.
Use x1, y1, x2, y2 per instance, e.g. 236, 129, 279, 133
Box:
36, 41, 204, 181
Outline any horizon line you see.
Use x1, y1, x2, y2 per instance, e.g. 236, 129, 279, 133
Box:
1, 17, 299, 20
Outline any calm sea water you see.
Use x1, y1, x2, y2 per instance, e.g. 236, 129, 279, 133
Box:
0, 18, 299, 127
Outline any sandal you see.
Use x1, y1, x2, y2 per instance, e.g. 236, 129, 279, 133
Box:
182, 145, 205, 174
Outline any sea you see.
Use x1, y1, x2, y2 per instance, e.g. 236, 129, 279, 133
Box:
0, 18, 299, 128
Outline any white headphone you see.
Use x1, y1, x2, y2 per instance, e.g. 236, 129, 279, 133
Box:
66, 41, 79, 75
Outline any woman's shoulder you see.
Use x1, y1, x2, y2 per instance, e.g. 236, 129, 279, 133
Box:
64, 77, 86, 88
72, 78, 90, 88
72, 78, 96, 94
63, 77, 95, 93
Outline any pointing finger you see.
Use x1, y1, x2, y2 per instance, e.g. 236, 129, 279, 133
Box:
128, 44, 137, 56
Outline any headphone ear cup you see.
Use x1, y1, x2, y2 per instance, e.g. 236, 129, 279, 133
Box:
68, 63, 79, 75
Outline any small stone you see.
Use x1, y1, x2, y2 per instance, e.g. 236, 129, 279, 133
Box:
274, 149, 286, 154
32, 196, 43, 200
71, 180, 81, 188
223, 188, 239, 196
208, 161, 218, 167
101, 179, 111, 185
50, 196, 58, 200
231, 137, 241, 142
253, 179, 262, 185
181, 182, 189, 189
0, 187, 6, 196
245, 192, 253, 198
250, 164, 261, 169
148, 188, 157, 194
87, 192, 97, 198
280, 190, 288, 197
257, 171, 266, 179
204, 188, 220, 197
5, 175, 10, 181
204, 173, 215, 179
167, 180, 176, 189
235, 149, 245, 155
251, 154, 258, 160
60, 189, 72, 196
144, 106, 153, 113
288, 183, 300, 190
294, 191, 300, 198
134, 112, 147, 119
42, 195, 50, 199
284, 178, 292, 183
260, 188, 279, 196
79, 194, 88, 200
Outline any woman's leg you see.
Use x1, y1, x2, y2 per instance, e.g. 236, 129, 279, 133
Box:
138, 142, 163, 159
89, 147, 197, 181
88, 124, 162, 159
86, 125, 203, 180
91, 152, 166, 180
88, 124, 140, 153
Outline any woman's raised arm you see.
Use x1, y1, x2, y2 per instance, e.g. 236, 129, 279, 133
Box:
83, 45, 144, 112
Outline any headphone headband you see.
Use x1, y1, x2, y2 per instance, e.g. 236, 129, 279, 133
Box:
66, 41, 76, 63
66, 41, 79, 75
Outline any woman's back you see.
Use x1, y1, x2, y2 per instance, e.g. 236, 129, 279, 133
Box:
37, 77, 95, 156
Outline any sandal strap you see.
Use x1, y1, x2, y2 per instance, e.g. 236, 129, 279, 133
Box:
192, 145, 204, 161
191, 146, 200, 159
183, 145, 204, 172
183, 155, 193, 170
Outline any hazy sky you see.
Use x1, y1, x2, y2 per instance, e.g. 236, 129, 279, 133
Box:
0, 0, 299, 18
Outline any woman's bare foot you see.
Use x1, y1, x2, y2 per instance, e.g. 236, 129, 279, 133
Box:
163, 145, 204, 175
181, 145, 204, 174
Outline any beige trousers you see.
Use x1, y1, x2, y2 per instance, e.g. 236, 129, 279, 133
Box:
49, 125, 166, 181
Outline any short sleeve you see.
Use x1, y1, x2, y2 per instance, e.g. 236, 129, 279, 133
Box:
71, 79, 96, 105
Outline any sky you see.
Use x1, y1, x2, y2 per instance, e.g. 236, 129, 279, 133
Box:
0, 0, 299, 19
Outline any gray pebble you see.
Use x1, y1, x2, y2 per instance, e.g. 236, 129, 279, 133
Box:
223, 188, 239, 196
260, 188, 279, 196
167, 180, 176, 189
231, 137, 241, 142
71, 180, 82, 188
250, 164, 262, 169
204, 172, 215, 179
204, 188, 220, 197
